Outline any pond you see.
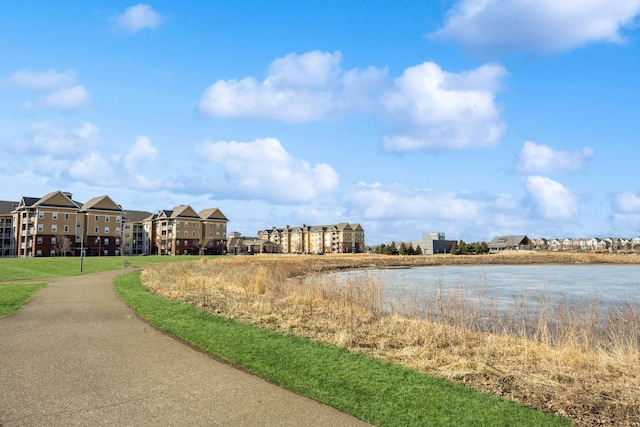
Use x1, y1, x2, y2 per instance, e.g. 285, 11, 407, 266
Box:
330, 264, 640, 321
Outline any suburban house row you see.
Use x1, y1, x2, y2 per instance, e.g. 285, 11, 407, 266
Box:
0, 190, 228, 257
488, 235, 640, 253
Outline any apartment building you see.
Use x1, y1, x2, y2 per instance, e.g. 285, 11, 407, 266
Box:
0, 200, 17, 257
145, 205, 228, 256
122, 210, 154, 256
10, 191, 124, 257
2, 190, 229, 258
258, 222, 365, 254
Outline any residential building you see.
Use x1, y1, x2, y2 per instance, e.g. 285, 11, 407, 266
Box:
488, 235, 532, 252
257, 222, 365, 254
0, 200, 18, 257
12, 191, 87, 257
122, 210, 154, 256
147, 205, 228, 255
2, 190, 230, 257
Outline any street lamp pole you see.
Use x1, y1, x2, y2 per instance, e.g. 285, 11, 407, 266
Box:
98, 236, 101, 256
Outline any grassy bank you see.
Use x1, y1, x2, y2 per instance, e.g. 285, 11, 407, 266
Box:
114, 271, 568, 427
141, 256, 640, 425
0, 255, 228, 281
0, 282, 47, 317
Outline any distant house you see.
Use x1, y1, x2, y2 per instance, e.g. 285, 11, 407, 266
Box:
488, 235, 532, 253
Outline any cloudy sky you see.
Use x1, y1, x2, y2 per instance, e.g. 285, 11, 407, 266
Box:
1, 1, 639, 244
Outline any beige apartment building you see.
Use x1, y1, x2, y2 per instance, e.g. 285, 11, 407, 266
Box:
2, 190, 229, 257
258, 222, 365, 254
145, 205, 228, 256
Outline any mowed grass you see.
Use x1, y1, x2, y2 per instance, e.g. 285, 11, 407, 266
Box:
0, 282, 47, 317
0, 255, 226, 281
114, 271, 570, 427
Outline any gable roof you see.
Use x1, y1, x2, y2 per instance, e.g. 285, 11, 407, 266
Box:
199, 207, 228, 221
33, 191, 79, 209
81, 195, 122, 212
169, 205, 200, 219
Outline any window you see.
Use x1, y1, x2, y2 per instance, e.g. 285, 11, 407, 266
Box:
65, 213, 70, 220
209, 232, 213, 237
217, 223, 220, 229
38, 224, 44, 232
192, 231, 196, 237
77, 222, 81, 228
50, 250, 55, 256
52, 212, 58, 219
104, 227, 110, 233
37, 237, 43, 244
95, 215, 99, 222
104, 238, 109, 245
116, 216, 121, 223
116, 227, 121, 233
39, 211, 44, 219
51, 237, 56, 244
216, 232, 220, 238
115, 238, 120, 245
193, 223, 196, 228
176, 231, 180, 237
176, 240, 180, 246
94, 226, 99, 233
176, 221, 181, 227
64, 225, 69, 232
36, 250, 42, 256
51, 224, 57, 232
105, 216, 110, 222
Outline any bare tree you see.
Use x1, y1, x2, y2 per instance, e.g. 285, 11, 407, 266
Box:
55, 234, 73, 257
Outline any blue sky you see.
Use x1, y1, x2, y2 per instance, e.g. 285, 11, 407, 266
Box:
2, 1, 639, 244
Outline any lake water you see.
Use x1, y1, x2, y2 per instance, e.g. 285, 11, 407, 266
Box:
332, 264, 640, 314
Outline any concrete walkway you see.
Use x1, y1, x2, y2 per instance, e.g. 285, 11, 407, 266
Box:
0, 270, 371, 426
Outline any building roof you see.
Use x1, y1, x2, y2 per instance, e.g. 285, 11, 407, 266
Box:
199, 207, 228, 221
170, 205, 200, 219
32, 191, 79, 209
0, 200, 19, 215
122, 210, 154, 223
81, 195, 123, 212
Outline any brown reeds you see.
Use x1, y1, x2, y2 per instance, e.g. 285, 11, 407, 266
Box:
141, 254, 640, 426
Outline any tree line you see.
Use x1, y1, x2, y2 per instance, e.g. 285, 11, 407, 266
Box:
373, 240, 490, 255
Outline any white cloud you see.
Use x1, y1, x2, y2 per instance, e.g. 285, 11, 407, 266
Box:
68, 152, 118, 186
14, 121, 100, 156
199, 50, 386, 121
31, 86, 90, 110
343, 182, 480, 221
5, 68, 77, 90
123, 136, 159, 173
613, 191, 640, 214
429, 0, 640, 55
525, 175, 578, 220
114, 4, 161, 34
197, 137, 340, 203
382, 62, 506, 151
200, 51, 506, 151
516, 141, 594, 174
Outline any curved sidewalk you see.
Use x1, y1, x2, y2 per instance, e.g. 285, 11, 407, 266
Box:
0, 270, 371, 426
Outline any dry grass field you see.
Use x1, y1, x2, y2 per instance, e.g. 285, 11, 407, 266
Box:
141, 252, 640, 426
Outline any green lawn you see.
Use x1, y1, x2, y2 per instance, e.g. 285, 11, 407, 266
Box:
114, 271, 571, 427
0, 282, 47, 318
0, 255, 224, 281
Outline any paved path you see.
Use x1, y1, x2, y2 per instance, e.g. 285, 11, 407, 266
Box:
0, 270, 371, 426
